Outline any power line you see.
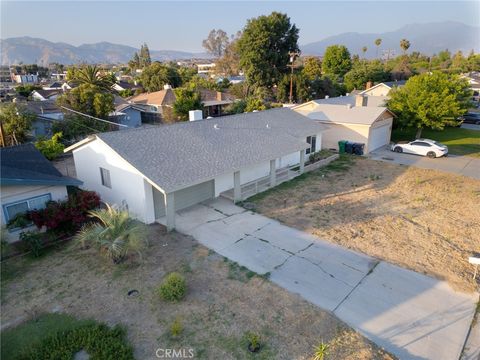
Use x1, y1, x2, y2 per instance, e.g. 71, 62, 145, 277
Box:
59, 106, 129, 128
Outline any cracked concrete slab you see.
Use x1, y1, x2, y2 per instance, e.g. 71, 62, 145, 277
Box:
203, 197, 246, 216
218, 235, 291, 275
174, 204, 227, 233
334, 262, 479, 360
222, 211, 272, 234
252, 222, 315, 254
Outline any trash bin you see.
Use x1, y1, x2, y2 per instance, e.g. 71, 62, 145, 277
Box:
345, 141, 354, 154
338, 140, 347, 154
353, 143, 365, 155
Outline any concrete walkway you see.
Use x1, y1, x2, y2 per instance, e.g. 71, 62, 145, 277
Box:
160, 198, 479, 360
369, 148, 480, 180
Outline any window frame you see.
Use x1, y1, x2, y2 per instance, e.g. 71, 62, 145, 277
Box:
306, 135, 317, 155
2, 193, 52, 224
100, 167, 112, 188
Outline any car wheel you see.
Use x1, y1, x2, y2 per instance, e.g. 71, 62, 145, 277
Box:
427, 151, 436, 159
394, 147, 403, 153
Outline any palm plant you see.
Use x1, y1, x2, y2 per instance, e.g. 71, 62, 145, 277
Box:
313, 341, 330, 360
400, 39, 411, 55
374, 38, 382, 59
75, 204, 149, 263
71, 65, 115, 91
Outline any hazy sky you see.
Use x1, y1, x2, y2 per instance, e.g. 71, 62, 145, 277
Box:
1, 1, 479, 52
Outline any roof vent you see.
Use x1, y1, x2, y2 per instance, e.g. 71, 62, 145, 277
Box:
266, 124, 270, 129
213, 124, 219, 129
325, 95, 329, 99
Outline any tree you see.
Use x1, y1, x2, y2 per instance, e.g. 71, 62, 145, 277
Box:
362, 46, 368, 58
129, 52, 140, 70
139, 43, 152, 68
75, 204, 149, 264
57, 84, 114, 119
215, 34, 242, 77
302, 57, 322, 80
15, 84, 42, 98
387, 72, 472, 138
225, 99, 247, 114
344, 60, 389, 91
68, 65, 114, 91
400, 39, 411, 55
0, 103, 35, 146
202, 29, 230, 57
374, 38, 382, 58
173, 88, 203, 120
139, 62, 181, 92
322, 45, 352, 78
245, 97, 268, 112
35, 132, 65, 160
237, 12, 299, 90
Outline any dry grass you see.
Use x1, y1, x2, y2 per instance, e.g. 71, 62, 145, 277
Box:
1, 225, 393, 360
250, 157, 480, 293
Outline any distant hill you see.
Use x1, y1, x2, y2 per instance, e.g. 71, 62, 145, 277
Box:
301, 22, 480, 58
0, 37, 211, 65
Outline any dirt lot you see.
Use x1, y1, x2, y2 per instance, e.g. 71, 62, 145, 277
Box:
1, 225, 393, 360
249, 156, 480, 293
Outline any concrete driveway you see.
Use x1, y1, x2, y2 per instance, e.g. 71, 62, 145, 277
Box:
161, 198, 479, 360
369, 147, 480, 179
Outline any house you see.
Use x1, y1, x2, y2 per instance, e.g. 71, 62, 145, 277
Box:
24, 101, 64, 138
13, 74, 38, 84
128, 85, 236, 119
461, 72, 480, 102
1, 143, 82, 242
197, 63, 216, 77
65, 108, 325, 231
109, 96, 143, 128
293, 95, 395, 153
360, 80, 406, 97
31, 89, 63, 101
112, 80, 141, 93
312, 94, 387, 107
42, 82, 64, 90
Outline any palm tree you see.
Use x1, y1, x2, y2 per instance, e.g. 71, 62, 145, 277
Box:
400, 39, 411, 55
75, 204, 149, 263
362, 46, 368, 58
374, 38, 382, 59
71, 65, 115, 91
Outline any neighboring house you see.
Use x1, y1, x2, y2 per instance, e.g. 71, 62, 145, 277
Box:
31, 89, 63, 101
197, 63, 216, 76
42, 82, 64, 90
360, 81, 406, 97
461, 72, 480, 102
0, 144, 82, 242
310, 94, 387, 107
66, 108, 325, 231
293, 96, 395, 153
109, 97, 143, 128
13, 74, 39, 84
25, 101, 64, 138
112, 80, 141, 93
128, 85, 235, 119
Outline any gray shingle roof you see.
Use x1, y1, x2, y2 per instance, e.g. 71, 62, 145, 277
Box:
1, 144, 82, 186
96, 108, 325, 192
313, 95, 387, 107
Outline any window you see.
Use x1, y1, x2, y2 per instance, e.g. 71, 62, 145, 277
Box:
100, 167, 111, 188
411, 142, 431, 147
3, 193, 51, 222
306, 136, 317, 154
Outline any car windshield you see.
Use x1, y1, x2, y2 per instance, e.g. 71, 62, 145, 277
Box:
433, 141, 444, 147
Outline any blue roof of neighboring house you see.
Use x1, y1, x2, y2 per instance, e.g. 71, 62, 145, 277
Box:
0, 143, 82, 186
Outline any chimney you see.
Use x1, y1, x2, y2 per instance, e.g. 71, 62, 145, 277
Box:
189, 110, 203, 121
366, 81, 373, 90
216, 91, 222, 101
163, 84, 172, 90
355, 94, 368, 107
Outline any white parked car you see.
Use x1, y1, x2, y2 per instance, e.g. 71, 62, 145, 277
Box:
390, 139, 448, 158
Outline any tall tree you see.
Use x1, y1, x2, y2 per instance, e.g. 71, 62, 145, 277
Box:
388, 72, 472, 138
139, 43, 152, 68
362, 46, 368, 58
57, 84, 114, 119
237, 12, 299, 90
215, 32, 242, 77
69, 65, 114, 91
0, 103, 35, 146
302, 57, 322, 80
322, 45, 352, 78
374, 38, 382, 59
202, 29, 230, 58
344, 60, 389, 91
400, 39, 411, 55
173, 88, 203, 121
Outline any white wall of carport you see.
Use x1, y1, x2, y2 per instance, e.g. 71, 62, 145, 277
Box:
72, 140, 154, 223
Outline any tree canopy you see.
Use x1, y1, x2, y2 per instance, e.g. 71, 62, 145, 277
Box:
173, 88, 203, 121
57, 84, 114, 119
237, 12, 299, 90
0, 103, 35, 146
388, 72, 472, 138
344, 60, 389, 91
202, 29, 230, 58
139, 62, 181, 92
322, 45, 352, 78
67, 65, 115, 91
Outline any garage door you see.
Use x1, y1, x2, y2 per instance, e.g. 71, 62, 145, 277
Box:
174, 180, 215, 211
369, 124, 391, 152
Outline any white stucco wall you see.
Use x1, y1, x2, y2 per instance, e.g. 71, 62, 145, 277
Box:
72, 139, 154, 223
1, 184, 68, 242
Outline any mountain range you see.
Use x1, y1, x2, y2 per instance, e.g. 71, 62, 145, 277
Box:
1, 21, 479, 65
301, 22, 479, 58
0, 37, 210, 65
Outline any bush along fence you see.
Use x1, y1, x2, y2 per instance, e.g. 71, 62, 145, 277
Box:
2, 190, 101, 260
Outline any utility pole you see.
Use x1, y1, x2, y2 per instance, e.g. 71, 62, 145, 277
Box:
287, 51, 300, 104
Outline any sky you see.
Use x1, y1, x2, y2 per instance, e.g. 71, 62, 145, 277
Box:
1, 1, 479, 52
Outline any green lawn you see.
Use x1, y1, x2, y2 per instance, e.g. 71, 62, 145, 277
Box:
1, 313, 94, 359
392, 127, 480, 157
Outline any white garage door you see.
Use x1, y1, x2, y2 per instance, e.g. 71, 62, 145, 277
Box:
174, 180, 215, 211
369, 124, 391, 152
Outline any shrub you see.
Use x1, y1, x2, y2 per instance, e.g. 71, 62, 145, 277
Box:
34, 132, 65, 160
313, 341, 330, 360
19, 231, 44, 258
170, 317, 183, 338
157, 272, 186, 302
6, 213, 31, 230
29, 190, 100, 236
16, 323, 134, 360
